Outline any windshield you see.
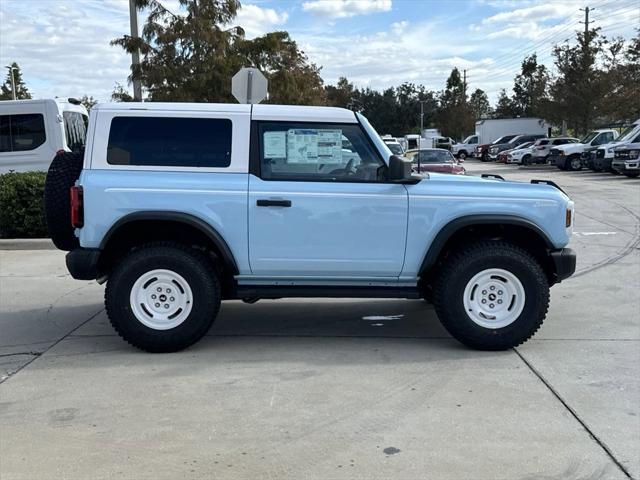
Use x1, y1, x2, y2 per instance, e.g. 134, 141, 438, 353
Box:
63, 111, 88, 152
516, 142, 533, 150
413, 150, 454, 164
493, 135, 517, 144
386, 143, 403, 155
617, 123, 639, 142
580, 131, 599, 143
356, 112, 392, 161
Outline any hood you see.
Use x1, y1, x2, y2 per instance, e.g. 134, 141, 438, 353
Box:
555, 143, 587, 154
412, 172, 569, 200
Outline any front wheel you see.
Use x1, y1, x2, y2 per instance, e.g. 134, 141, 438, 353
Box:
432, 241, 549, 350
567, 155, 582, 171
458, 151, 467, 160
105, 243, 221, 352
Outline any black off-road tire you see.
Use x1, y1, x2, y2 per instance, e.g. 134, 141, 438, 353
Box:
105, 242, 221, 353
432, 240, 549, 351
43, 150, 84, 250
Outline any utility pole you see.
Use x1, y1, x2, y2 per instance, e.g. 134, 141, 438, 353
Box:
420, 100, 424, 137
6, 66, 16, 100
129, 0, 143, 101
579, 6, 594, 48
463, 69, 467, 98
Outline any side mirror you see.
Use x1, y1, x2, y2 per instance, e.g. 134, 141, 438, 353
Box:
388, 155, 420, 183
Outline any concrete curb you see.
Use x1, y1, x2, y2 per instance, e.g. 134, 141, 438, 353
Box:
0, 239, 56, 250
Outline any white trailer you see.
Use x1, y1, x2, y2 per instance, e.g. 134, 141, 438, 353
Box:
475, 117, 550, 145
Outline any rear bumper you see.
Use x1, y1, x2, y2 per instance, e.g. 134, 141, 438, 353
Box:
66, 248, 101, 280
550, 248, 576, 283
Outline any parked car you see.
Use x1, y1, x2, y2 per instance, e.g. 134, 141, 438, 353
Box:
487, 134, 546, 161
611, 143, 640, 178
474, 134, 519, 161
530, 137, 580, 165
0, 98, 88, 173
504, 142, 535, 164
383, 138, 404, 155
591, 128, 640, 173
44, 102, 576, 353
404, 148, 465, 174
550, 129, 619, 171
451, 134, 478, 160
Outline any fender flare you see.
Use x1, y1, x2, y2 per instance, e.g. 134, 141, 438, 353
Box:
100, 211, 239, 274
418, 214, 554, 275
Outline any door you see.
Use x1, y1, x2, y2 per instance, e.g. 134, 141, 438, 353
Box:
248, 121, 408, 278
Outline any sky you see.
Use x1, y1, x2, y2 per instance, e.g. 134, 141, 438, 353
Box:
0, 0, 638, 104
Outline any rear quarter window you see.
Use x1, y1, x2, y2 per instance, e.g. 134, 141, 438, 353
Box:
107, 116, 232, 168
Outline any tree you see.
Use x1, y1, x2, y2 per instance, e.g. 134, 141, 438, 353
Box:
436, 68, 474, 140
0, 62, 31, 100
239, 31, 325, 105
111, 82, 134, 102
493, 89, 519, 118
325, 77, 356, 108
112, 0, 326, 104
80, 95, 98, 111
546, 27, 607, 135
512, 54, 549, 117
469, 88, 491, 119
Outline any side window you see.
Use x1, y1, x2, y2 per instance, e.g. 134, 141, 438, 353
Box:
632, 132, 640, 143
258, 122, 385, 182
469, 136, 478, 144
0, 115, 10, 152
107, 116, 232, 168
0, 114, 46, 152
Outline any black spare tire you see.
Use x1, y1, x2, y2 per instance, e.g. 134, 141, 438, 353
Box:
44, 150, 84, 251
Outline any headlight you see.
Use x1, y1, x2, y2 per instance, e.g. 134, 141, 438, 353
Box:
606, 146, 614, 153
629, 150, 640, 159
559, 151, 565, 156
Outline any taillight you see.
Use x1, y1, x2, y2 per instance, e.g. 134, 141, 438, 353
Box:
70, 186, 84, 228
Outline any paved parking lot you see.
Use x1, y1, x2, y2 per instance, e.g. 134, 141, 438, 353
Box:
1, 161, 638, 480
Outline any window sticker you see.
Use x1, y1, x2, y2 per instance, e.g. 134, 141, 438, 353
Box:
263, 131, 287, 158
287, 129, 319, 164
317, 130, 343, 164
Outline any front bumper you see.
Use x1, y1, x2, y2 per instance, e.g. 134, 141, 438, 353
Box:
549, 154, 564, 167
66, 248, 101, 280
550, 248, 577, 283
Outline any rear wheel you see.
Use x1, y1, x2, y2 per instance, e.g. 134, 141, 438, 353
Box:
105, 243, 221, 352
432, 241, 549, 350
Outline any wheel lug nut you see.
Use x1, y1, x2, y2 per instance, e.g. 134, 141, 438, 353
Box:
155, 303, 160, 307
157, 287, 162, 292
498, 299, 503, 304
151, 294, 156, 299
498, 290, 503, 295
170, 297, 175, 301
489, 303, 494, 308
482, 290, 487, 295
164, 304, 169, 308
167, 289, 171, 293
481, 299, 487, 304
490, 286, 495, 291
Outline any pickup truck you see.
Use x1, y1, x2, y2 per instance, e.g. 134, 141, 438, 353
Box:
550, 129, 619, 171
43, 103, 576, 353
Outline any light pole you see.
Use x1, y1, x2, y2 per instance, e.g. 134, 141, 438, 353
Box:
129, 0, 143, 101
418, 100, 427, 137
4, 65, 17, 100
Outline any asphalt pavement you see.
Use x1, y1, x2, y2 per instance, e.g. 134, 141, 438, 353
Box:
1, 160, 638, 480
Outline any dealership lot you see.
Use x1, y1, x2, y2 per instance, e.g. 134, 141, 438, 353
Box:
1, 161, 638, 480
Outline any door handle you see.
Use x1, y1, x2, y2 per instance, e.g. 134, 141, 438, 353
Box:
256, 199, 292, 207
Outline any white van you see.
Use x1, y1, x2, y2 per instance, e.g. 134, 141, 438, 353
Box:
0, 98, 89, 173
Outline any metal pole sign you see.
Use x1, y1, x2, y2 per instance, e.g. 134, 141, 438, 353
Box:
232, 67, 268, 104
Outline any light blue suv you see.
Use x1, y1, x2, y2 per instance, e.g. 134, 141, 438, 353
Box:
44, 103, 576, 352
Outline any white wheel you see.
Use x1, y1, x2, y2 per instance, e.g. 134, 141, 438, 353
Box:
129, 269, 193, 330
462, 268, 525, 329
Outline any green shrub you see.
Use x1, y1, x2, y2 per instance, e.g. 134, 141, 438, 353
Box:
0, 171, 48, 238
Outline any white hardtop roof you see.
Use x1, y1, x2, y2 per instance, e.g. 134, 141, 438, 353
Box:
94, 102, 357, 123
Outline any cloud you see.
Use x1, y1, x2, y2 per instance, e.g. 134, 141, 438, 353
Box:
482, 4, 575, 24
235, 4, 289, 39
302, 0, 392, 19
